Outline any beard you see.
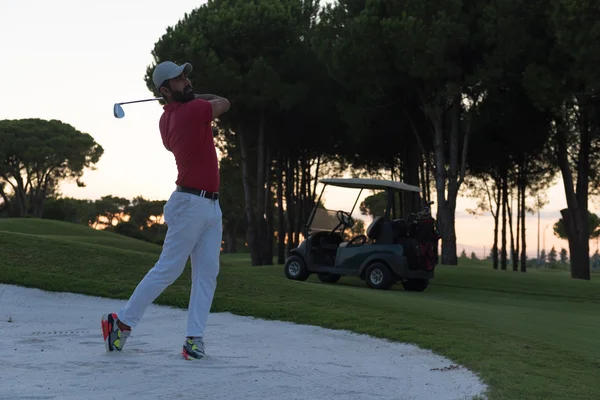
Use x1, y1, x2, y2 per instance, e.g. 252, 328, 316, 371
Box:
171, 85, 195, 103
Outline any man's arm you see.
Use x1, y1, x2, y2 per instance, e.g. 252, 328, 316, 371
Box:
194, 94, 223, 101
194, 94, 230, 119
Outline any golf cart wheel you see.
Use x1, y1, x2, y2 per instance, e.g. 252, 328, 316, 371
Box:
402, 279, 429, 292
365, 262, 394, 290
317, 273, 341, 283
284, 255, 310, 281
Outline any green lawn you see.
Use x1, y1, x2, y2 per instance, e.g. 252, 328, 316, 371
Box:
1, 218, 599, 400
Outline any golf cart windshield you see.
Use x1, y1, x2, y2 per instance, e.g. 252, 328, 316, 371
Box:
308, 206, 342, 233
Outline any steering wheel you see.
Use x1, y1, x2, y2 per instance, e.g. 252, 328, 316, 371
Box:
336, 210, 355, 228
347, 234, 367, 247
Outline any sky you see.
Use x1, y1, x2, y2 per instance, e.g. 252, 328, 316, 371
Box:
2, 0, 598, 259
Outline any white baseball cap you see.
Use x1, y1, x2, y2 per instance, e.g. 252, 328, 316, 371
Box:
152, 61, 193, 88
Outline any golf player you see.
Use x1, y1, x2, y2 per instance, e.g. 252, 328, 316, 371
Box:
101, 61, 230, 360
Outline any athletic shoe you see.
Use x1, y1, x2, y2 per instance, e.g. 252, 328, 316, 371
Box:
101, 313, 131, 352
182, 337, 205, 360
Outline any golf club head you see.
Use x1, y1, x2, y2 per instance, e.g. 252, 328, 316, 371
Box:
113, 103, 125, 118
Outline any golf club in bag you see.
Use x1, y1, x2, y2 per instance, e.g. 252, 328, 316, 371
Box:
113, 97, 163, 118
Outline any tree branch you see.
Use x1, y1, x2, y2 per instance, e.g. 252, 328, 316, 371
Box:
403, 108, 435, 176
457, 105, 472, 189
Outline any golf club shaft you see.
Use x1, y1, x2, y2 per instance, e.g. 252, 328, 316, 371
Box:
118, 97, 162, 105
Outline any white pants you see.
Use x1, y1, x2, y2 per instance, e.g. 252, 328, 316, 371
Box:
117, 190, 222, 338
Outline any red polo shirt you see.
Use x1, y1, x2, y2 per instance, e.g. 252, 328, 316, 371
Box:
159, 99, 220, 193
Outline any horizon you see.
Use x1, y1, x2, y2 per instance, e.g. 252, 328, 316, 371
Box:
2, 0, 599, 260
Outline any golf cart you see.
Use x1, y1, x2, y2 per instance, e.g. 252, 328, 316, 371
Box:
284, 178, 441, 291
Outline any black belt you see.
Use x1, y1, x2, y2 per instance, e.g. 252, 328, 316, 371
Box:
176, 185, 219, 200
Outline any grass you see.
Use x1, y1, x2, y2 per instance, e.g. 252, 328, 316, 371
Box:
2, 218, 600, 400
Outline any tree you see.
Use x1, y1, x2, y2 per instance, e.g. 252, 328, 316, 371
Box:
548, 246, 558, 265
539, 249, 547, 266
92, 195, 130, 229
470, 251, 478, 260
464, 174, 501, 269
560, 248, 569, 264
592, 250, 600, 270
522, 0, 600, 280
359, 191, 388, 218
460, 249, 467, 258
554, 211, 600, 240
313, 0, 485, 265
219, 154, 247, 254
0, 118, 103, 217
468, 0, 558, 274
43, 197, 96, 225
127, 196, 166, 228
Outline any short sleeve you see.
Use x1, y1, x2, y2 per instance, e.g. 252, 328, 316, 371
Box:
189, 99, 213, 123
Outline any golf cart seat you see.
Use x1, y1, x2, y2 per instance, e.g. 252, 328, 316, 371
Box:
339, 233, 368, 248
392, 219, 409, 239
367, 216, 394, 244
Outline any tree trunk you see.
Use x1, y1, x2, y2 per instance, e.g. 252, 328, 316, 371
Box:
506, 187, 515, 268
300, 156, 316, 223
302, 156, 311, 231
10, 172, 28, 217
254, 109, 267, 266
419, 155, 427, 203
430, 103, 456, 265
574, 98, 592, 279
428, 92, 469, 265
226, 220, 238, 253
0, 183, 11, 215
425, 155, 432, 204
293, 158, 303, 246
31, 172, 53, 218
501, 172, 508, 270
276, 152, 286, 264
561, 208, 590, 279
312, 155, 321, 205
492, 176, 500, 269
285, 154, 295, 255
556, 104, 590, 280
520, 167, 527, 272
238, 130, 260, 266
402, 137, 422, 219
514, 168, 521, 272
264, 149, 274, 265
305, 157, 312, 211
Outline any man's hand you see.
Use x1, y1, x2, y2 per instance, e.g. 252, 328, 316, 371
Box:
195, 94, 230, 119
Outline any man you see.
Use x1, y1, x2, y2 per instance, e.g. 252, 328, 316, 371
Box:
101, 61, 230, 360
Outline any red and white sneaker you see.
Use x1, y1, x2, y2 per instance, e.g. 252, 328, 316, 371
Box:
182, 337, 205, 360
101, 313, 130, 352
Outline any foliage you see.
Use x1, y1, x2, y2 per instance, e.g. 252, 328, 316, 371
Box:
359, 191, 388, 218
553, 211, 600, 240
126, 196, 166, 228
548, 246, 558, 265
43, 197, 96, 226
560, 248, 569, 264
0, 118, 103, 218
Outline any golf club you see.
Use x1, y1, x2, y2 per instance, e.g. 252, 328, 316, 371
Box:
113, 97, 163, 118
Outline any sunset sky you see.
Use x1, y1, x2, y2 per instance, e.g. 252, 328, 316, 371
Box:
3, 0, 598, 259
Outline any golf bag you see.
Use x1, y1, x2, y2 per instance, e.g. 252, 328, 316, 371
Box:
409, 216, 441, 271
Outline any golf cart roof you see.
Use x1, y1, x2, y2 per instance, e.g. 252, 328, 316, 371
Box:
319, 178, 421, 192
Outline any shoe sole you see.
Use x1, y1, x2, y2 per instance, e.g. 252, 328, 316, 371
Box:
182, 348, 204, 360
101, 313, 115, 352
